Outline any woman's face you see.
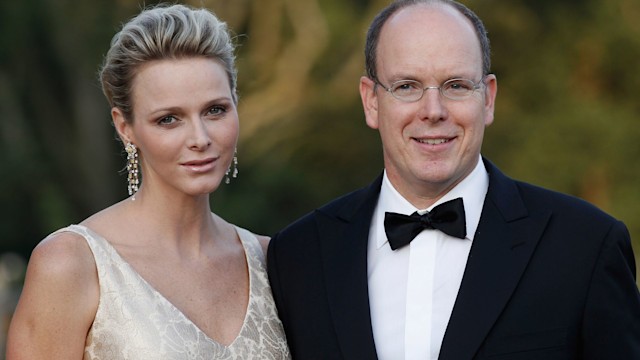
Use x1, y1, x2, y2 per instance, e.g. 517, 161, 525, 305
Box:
116, 57, 239, 199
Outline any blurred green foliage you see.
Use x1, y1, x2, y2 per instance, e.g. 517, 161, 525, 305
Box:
1, 0, 639, 264
1, 0, 639, 355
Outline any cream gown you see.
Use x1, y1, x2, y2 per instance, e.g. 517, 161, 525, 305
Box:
49, 224, 290, 359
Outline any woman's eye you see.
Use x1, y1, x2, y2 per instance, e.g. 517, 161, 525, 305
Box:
207, 106, 226, 116
158, 115, 177, 125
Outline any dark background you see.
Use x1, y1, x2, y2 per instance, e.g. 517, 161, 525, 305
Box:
1, 0, 639, 355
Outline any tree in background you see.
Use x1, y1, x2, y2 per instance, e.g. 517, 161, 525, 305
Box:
1, 0, 638, 261
1, 0, 639, 353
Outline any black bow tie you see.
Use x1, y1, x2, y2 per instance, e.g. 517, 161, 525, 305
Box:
384, 198, 466, 251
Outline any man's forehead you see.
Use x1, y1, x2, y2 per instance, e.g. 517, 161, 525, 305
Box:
376, 4, 482, 67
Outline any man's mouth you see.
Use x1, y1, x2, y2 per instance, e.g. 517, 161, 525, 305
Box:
414, 138, 451, 145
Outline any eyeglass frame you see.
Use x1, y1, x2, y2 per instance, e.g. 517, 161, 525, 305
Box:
373, 75, 489, 102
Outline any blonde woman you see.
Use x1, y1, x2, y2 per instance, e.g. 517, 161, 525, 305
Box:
7, 4, 290, 359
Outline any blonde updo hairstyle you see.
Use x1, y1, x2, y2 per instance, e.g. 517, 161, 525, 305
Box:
99, 4, 237, 122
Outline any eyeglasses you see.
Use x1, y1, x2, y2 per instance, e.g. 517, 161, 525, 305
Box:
375, 76, 487, 102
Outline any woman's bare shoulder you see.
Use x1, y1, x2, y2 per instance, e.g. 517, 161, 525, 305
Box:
28, 229, 97, 291
6, 229, 99, 358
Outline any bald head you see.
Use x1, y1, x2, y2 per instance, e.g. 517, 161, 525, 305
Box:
364, 0, 491, 81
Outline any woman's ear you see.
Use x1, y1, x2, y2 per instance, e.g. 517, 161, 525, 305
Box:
112, 107, 133, 144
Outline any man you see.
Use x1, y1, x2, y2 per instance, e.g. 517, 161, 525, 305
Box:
267, 0, 640, 358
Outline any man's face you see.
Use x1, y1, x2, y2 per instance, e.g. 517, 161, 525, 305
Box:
360, 4, 497, 208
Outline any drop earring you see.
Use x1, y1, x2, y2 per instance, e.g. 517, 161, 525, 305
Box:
125, 142, 139, 199
225, 149, 238, 184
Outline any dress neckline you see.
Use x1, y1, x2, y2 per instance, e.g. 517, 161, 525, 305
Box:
70, 223, 254, 349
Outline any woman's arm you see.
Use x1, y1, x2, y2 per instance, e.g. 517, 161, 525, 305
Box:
6, 231, 99, 359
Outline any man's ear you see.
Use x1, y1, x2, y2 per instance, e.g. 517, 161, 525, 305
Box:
360, 76, 380, 130
112, 107, 134, 144
482, 74, 498, 127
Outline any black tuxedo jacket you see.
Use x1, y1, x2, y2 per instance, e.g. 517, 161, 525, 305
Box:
268, 159, 640, 359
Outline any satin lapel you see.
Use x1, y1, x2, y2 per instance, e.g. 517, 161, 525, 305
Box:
315, 176, 382, 359
439, 160, 552, 360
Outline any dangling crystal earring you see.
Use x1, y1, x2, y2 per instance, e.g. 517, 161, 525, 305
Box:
225, 149, 238, 184
125, 142, 139, 199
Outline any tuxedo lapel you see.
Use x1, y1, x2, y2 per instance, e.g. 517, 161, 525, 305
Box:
315, 176, 382, 359
439, 160, 552, 360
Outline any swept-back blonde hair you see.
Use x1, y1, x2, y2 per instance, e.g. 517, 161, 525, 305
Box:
99, 4, 237, 121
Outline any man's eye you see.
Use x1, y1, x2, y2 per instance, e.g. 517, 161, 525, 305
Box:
394, 82, 421, 93
447, 80, 473, 91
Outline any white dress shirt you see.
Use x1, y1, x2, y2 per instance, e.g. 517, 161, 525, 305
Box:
367, 156, 489, 359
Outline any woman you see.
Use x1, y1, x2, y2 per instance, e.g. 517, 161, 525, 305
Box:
7, 4, 290, 359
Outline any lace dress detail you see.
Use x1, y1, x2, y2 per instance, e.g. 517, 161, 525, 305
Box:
51, 224, 290, 359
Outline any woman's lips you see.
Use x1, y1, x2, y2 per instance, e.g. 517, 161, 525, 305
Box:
182, 158, 216, 173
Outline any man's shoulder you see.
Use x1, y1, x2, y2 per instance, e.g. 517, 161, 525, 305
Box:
485, 158, 619, 224
513, 179, 617, 222
273, 175, 382, 239
486, 165, 629, 257
316, 183, 377, 215
504, 179, 628, 246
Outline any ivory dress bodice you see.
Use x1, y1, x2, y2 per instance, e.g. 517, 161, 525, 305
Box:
52, 224, 290, 359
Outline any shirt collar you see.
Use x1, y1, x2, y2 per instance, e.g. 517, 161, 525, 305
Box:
375, 155, 489, 249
